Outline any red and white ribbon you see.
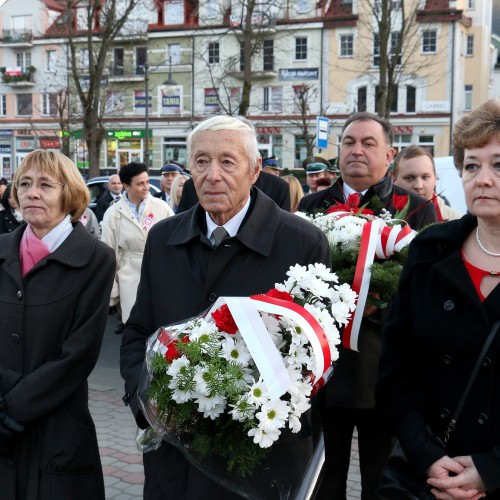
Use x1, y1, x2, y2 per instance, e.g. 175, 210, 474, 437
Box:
342, 220, 416, 351
208, 295, 332, 402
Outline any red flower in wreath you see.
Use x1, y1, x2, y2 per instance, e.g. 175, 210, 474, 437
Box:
265, 288, 294, 302
392, 194, 409, 211
212, 304, 238, 334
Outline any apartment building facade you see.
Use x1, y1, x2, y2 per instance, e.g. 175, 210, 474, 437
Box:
0, 0, 494, 176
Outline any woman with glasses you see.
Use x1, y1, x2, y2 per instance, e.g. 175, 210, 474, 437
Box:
0, 150, 115, 499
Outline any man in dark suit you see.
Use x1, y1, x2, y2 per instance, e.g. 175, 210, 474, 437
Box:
120, 115, 329, 499
95, 174, 123, 222
298, 112, 437, 500
176, 168, 291, 213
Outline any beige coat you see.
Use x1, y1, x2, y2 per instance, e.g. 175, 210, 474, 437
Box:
437, 195, 463, 221
101, 195, 173, 322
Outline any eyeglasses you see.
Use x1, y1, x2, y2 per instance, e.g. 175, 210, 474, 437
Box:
15, 179, 65, 194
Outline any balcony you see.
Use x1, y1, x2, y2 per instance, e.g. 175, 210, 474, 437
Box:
1, 66, 36, 87
226, 57, 277, 81
107, 64, 147, 82
0, 29, 33, 48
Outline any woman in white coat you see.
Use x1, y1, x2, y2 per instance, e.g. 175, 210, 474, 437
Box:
101, 162, 174, 323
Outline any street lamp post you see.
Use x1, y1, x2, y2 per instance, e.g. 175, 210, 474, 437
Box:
144, 62, 150, 167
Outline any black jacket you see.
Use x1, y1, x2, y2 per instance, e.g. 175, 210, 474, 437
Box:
95, 190, 115, 222
377, 215, 500, 496
0, 209, 22, 234
176, 170, 291, 213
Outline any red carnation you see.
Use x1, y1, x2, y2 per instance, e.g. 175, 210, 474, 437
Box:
212, 304, 238, 334
165, 336, 190, 362
392, 194, 409, 211
265, 288, 294, 302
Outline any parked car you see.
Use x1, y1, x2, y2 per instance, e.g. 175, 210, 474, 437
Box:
86, 175, 161, 212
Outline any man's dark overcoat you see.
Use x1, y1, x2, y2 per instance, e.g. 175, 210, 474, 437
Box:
95, 189, 114, 222
0, 222, 115, 500
378, 214, 500, 497
120, 188, 330, 499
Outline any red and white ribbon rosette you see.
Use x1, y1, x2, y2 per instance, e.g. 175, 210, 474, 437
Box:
208, 295, 333, 401
342, 219, 416, 351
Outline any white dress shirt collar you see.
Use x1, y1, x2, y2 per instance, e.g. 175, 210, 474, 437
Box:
206, 195, 251, 245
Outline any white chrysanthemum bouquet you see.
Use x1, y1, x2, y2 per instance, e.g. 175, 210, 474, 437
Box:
138, 263, 356, 477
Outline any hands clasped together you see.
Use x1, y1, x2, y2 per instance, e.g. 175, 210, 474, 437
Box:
427, 456, 487, 500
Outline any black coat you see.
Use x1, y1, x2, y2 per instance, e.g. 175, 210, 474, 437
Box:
377, 215, 500, 496
0, 223, 116, 500
0, 209, 22, 234
120, 188, 329, 499
299, 173, 437, 408
176, 170, 291, 213
95, 190, 114, 222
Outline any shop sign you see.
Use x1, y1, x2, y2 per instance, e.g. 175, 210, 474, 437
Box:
134, 90, 152, 115
106, 130, 149, 140
278, 68, 319, 81
257, 127, 281, 135
39, 138, 60, 149
0, 145, 11, 153
393, 126, 413, 135
16, 138, 36, 150
0, 130, 13, 137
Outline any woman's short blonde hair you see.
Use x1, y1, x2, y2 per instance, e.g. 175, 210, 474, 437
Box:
13, 150, 90, 222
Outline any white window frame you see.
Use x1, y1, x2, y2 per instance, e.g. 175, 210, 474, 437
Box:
422, 29, 437, 54
41, 93, 57, 116
0, 95, 6, 116
16, 51, 31, 70
46, 50, 56, 72
466, 34, 474, 56
80, 49, 89, 70
340, 34, 354, 57
208, 42, 219, 65
168, 44, 181, 65
464, 84, 473, 111
295, 37, 308, 61
17, 94, 32, 116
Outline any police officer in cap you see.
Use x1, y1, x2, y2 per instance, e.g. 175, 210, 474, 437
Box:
302, 156, 329, 194
262, 156, 282, 177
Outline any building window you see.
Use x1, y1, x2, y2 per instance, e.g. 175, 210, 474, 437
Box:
0, 95, 6, 116
263, 87, 282, 113
422, 30, 437, 53
340, 34, 354, 57
17, 94, 32, 115
263, 40, 274, 71
113, 48, 124, 76
16, 51, 31, 70
46, 50, 56, 72
204, 88, 220, 113
376, 85, 398, 113
465, 84, 473, 111
169, 44, 180, 65
295, 136, 311, 168
295, 37, 307, 60
136, 46, 147, 75
406, 85, 416, 113
373, 33, 380, 66
357, 87, 367, 112
107, 91, 124, 113
391, 31, 402, 65
164, 0, 184, 25
208, 42, 220, 64
42, 93, 57, 115
207, 0, 218, 18
80, 49, 89, 69
467, 0, 475, 9
466, 35, 474, 56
